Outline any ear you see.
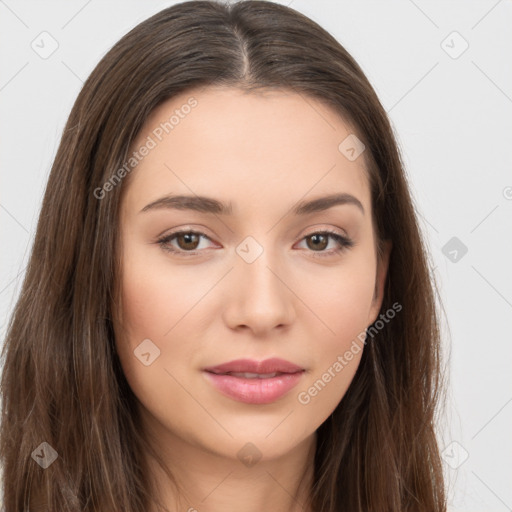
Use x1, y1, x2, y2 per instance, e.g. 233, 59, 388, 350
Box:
367, 239, 392, 325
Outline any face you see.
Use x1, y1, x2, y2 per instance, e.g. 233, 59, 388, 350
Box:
113, 86, 389, 467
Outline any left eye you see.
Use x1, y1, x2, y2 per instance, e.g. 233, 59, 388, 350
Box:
157, 230, 354, 257
296, 231, 353, 255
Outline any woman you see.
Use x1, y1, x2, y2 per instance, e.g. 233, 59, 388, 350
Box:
0, 1, 447, 510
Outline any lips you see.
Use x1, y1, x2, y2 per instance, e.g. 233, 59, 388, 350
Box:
202, 358, 305, 404
203, 357, 304, 376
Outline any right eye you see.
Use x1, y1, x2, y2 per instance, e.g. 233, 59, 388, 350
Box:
157, 230, 216, 256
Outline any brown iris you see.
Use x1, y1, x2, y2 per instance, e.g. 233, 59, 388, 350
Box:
306, 233, 328, 251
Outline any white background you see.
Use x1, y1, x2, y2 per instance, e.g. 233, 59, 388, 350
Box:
1, 1, 511, 511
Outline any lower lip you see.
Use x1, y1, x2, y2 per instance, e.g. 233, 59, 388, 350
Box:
203, 371, 304, 404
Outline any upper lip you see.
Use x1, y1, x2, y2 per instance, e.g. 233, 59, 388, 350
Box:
203, 358, 304, 375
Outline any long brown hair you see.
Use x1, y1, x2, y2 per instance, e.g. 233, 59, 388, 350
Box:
0, 1, 447, 510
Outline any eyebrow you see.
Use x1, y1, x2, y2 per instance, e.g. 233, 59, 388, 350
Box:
140, 192, 365, 216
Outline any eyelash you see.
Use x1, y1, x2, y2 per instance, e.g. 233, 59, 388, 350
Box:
156, 229, 354, 259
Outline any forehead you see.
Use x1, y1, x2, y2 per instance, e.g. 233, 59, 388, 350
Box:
123, 86, 371, 215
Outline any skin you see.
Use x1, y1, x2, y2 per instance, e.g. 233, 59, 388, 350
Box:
114, 86, 391, 512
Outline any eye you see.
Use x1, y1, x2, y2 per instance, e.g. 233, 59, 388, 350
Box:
157, 230, 215, 256
295, 230, 354, 258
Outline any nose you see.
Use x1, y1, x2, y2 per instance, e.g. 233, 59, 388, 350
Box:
222, 247, 295, 337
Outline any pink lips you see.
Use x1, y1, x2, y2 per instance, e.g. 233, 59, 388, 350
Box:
203, 358, 305, 404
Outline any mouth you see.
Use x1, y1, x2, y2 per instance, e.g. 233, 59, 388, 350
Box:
205, 370, 296, 379
203, 357, 304, 376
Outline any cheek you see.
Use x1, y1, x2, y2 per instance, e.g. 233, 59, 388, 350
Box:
297, 252, 377, 341
116, 244, 202, 344
292, 256, 376, 415
113, 254, 205, 439
113, 247, 194, 393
